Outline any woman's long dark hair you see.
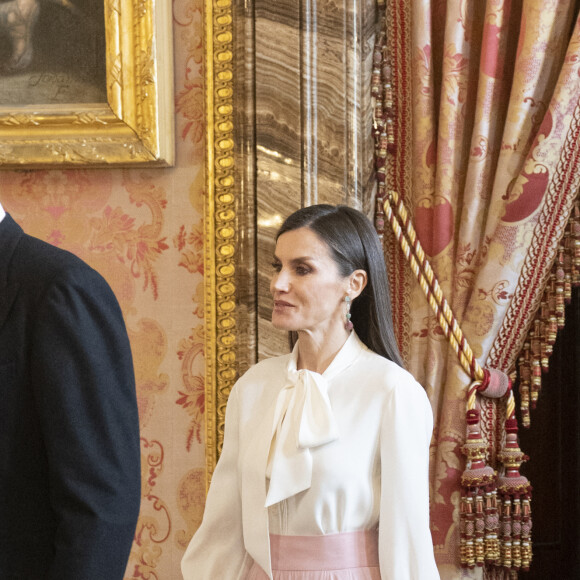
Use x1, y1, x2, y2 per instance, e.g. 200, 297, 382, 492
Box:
276, 204, 404, 367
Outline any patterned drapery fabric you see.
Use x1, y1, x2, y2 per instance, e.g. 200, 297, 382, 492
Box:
381, 1, 580, 578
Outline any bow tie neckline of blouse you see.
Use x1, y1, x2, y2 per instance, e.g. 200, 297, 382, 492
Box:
264, 332, 364, 507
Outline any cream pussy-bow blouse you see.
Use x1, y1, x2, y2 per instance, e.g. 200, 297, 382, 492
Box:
181, 332, 440, 580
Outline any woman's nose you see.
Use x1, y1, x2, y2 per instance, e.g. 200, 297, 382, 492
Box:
271, 270, 289, 293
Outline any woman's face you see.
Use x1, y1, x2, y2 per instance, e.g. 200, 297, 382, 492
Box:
270, 227, 350, 336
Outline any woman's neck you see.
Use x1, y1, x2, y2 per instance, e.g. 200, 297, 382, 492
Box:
296, 326, 350, 374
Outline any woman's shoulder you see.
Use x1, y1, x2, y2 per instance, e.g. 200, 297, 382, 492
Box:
229, 353, 293, 411
356, 346, 427, 399
234, 352, 292, 389
357, 345, 411, 379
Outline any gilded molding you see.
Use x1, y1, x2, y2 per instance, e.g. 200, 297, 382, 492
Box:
204, 0, 236, 489
0, 0, 174, 168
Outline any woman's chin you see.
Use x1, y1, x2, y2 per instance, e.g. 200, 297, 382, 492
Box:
271, 319, 291, 331
271, 315, 297, 331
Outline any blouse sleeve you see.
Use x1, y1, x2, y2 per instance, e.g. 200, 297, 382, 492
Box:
181, 385, 251, 580
378, 375, 440, 580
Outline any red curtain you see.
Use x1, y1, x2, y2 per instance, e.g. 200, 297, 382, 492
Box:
375, 1, 580, 577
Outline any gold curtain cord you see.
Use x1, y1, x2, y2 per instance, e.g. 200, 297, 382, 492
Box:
370, 9, 502, 413
382, 191, 518, 419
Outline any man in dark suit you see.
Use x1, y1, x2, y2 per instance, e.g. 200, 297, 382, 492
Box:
0, 202, 141, 579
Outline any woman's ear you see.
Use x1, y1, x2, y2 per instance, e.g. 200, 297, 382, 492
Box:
348, 269, 368, 299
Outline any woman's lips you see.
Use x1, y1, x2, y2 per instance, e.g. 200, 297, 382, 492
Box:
273, 300, 294, 310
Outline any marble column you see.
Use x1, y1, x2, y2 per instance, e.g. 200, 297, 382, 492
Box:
234, 0, 377, 363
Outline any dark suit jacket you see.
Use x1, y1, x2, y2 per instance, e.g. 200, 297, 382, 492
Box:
0, 214, 141, 579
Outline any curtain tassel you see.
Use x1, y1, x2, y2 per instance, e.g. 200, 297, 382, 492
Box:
460, 409, 498, 568
496, 418, 533, 573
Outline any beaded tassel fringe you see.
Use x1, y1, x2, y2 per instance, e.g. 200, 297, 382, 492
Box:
496, 419, 533, 573
518, 198, 580, 425
460, 409, 500, 568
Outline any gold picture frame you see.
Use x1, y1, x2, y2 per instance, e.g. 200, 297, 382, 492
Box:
203, 0, 236, 488
0, 0, 174, 168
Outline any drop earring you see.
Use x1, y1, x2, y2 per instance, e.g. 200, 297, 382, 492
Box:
344, 295, 353, 330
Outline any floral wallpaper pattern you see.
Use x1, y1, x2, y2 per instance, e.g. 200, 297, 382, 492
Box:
0, 1, 207, 577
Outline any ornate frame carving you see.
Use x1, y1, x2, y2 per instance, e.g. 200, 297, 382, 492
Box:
204, 0, 236, 487
0, 0, 174, 168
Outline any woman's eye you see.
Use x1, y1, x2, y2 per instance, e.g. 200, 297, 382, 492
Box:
295, 265, 311, 275
271, 261, 281, 272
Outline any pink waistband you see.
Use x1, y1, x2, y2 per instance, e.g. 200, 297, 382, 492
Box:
269, 529, 379, 571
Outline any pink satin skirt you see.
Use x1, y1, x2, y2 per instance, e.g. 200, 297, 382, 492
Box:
245, 530, 380, 580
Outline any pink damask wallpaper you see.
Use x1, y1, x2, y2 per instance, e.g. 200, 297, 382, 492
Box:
0, 1, 207, 578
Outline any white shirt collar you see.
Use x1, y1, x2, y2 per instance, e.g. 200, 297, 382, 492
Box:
310, 330, 367, 380
265, 332, 366, 506
0, 202, 5, 223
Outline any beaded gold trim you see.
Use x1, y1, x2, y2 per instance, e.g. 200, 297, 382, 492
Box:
204, 0, 236, 489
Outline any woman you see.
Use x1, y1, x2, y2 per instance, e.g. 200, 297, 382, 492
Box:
182, 205, 439, 579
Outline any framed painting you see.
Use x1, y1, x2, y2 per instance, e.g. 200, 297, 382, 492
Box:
0, 0, 174, 167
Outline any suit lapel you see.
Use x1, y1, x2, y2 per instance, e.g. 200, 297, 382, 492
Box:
0, 214, 24, 332
0, 282, 19, 333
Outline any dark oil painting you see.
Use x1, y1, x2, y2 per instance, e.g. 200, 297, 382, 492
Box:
0, 0, 107, 106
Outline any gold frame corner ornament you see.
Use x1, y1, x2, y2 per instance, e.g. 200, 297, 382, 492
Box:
204, 0, 237, 490
0, 0, 174, 168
